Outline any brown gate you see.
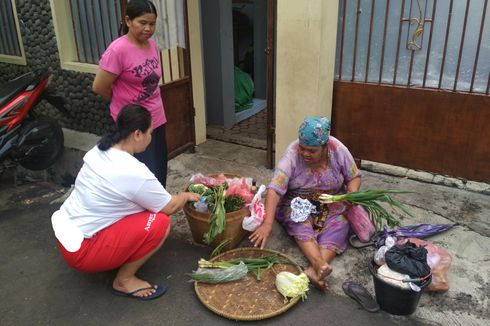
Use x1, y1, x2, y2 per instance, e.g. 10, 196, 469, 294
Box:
332, 0, 490, 183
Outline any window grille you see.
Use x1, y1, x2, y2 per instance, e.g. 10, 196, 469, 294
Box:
69, 0, 123, 64
0, 0, 22, 57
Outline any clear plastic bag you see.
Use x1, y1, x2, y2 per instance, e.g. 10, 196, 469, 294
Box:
188, 261, 248, 283
397, 238, 452, 292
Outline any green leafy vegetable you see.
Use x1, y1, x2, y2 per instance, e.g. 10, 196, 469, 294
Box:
319, 189, 413, 231
224, 195, 245, 213
188, 261, 248, 283
202, 183, 227, 244
188, 183, 210, 196
198, 255, 292, 281
275, 271, 309, 302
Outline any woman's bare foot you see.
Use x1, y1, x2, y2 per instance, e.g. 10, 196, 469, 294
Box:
112, 276, 155, 298
304, 266, 329, 292
318, 263, 333, 279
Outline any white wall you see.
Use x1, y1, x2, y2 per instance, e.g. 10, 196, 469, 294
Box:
188, 0, 207, 144
275, 0, 339, 161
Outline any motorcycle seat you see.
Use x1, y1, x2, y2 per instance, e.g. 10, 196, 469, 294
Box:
0, 72, 38, 107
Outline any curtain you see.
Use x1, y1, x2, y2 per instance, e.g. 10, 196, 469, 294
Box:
153, 0, 186, 50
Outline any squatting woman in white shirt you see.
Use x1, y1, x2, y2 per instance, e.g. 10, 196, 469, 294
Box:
51, 104, 200, 300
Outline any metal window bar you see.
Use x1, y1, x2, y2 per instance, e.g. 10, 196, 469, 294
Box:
393, 0, 406, 85
453, 0, 471, 91
336, 0, 489, 95
379, 0, 390, 83
407, 0, 429, 87
0, 0, 21, 56
352, 0, 361, 81
423, 0, 438, 87
487, 73, 490, 94
470, 0, 488, 93
338, 0, 347, 80
365, 0, 376, 83
407, 0, 416, 86
438, 0, 453, 89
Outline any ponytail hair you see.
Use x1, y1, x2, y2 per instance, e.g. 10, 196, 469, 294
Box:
119, 0, 157, 36
98, 104, 152, 151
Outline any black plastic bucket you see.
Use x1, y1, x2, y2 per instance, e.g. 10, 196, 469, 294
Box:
368, 260, 431, 315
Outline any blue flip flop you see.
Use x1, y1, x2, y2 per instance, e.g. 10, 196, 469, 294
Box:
112, 284, 167, 301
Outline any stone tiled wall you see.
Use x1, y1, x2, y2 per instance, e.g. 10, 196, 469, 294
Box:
0, 0, 113, 135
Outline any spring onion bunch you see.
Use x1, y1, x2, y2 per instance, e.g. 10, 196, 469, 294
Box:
318, 189, 413, 230
197, 255, 292, 281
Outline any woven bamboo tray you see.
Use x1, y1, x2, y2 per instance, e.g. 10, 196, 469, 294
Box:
194, 248, 304, 321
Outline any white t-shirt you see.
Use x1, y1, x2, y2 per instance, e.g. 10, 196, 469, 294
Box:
52, 146, 171, 251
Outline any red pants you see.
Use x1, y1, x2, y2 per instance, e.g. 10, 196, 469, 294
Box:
58, 211, 170, 273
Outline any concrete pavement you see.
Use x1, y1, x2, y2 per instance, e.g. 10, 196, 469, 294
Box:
0, 132, 488, 325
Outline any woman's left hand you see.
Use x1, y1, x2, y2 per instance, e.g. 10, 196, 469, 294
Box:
249, 223, 273, 249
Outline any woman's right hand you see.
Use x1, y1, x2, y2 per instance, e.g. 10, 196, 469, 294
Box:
161, 192, 200, 215
186, 192, 201, 202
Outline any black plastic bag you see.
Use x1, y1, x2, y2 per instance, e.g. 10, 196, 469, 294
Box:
385, 240, 431, 277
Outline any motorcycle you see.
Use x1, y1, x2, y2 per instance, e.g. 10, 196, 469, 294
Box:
0, 69, 67, 170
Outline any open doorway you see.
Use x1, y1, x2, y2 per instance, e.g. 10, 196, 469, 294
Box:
200, 0, 271, 154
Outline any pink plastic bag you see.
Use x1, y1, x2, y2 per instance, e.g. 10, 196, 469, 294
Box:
344, 204, 375, 243
189, 173, 227, 187
226, 178, 254, 203
398, 238, 452, 292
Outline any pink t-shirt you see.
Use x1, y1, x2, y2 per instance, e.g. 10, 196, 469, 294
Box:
99, 35, 166, 127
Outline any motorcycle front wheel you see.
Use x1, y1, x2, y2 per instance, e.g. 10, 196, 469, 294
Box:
11, 117, 64, 170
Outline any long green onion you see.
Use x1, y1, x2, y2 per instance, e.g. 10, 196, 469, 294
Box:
197, 255, 292, 281
318, 189, 413, 231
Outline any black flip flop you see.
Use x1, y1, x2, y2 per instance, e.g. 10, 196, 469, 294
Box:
349, 234, 372, 248
342, 281, 380, 312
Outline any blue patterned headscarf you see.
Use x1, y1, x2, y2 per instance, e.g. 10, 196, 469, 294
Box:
298, 116, 331, 146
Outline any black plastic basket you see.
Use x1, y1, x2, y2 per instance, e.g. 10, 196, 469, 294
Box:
368, 260, 431, 315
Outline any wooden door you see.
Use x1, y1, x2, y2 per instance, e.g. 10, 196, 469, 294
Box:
266, 0, 276, 168
160, 1, 195, 159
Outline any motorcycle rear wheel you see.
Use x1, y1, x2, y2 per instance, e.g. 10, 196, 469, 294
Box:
11, 117, 64, 171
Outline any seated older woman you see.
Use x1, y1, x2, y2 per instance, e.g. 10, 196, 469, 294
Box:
51, 104, 200, 300
249, 116, 374, 291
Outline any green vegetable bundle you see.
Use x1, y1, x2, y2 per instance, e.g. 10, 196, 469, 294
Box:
318, 189, 412, 230
202, 183, 227, 245
197, 255, 292, 281
188, 261, 248, 283
187, 179, 248, 245
275, 271, 309, 303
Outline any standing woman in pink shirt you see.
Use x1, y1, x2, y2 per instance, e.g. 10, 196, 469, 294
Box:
93, 0, 168, 186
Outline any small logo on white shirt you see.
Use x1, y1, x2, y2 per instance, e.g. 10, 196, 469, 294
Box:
144, 213, 156, 231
